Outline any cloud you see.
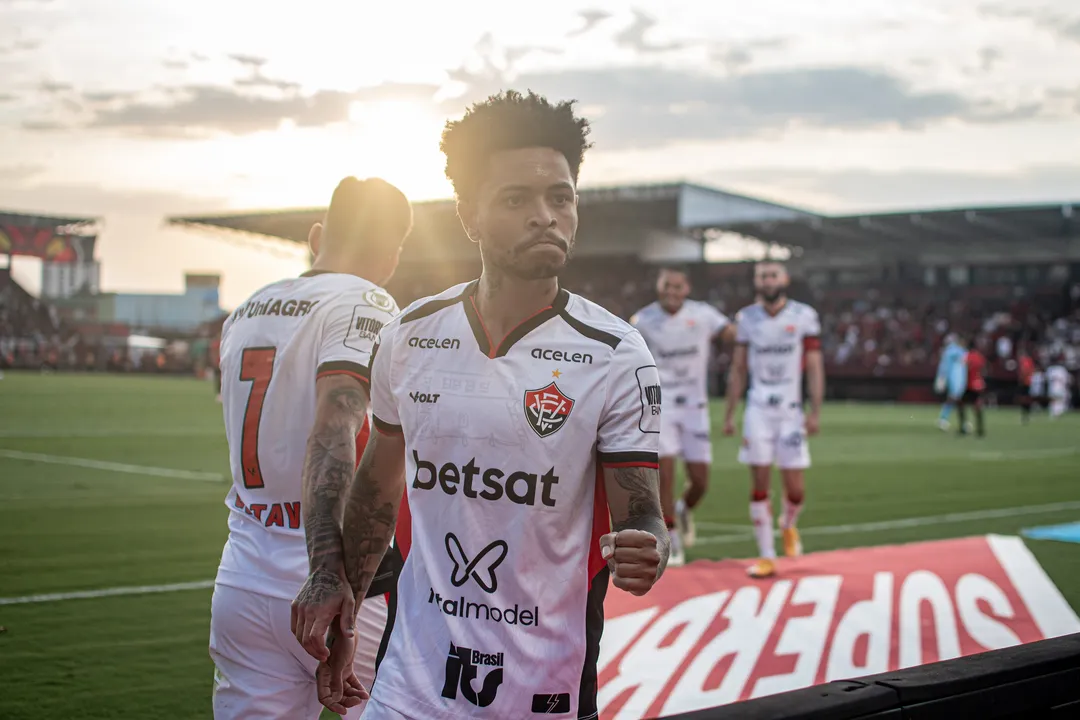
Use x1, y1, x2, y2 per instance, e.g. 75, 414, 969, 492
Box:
0, 92, 16, 103
0, 163, 45, 185
614, 9, 688, 53
20, 80, 441, 137
85, 85, 357, 136
710, 37, 791, 74
38, 79, 72, 93
980, 4, 1080, 45
20, 62, 1065, 150
0, 38, 40, 54
979, 46, 1003, 72
570, 9, 612, 37
162, 59, 189, 70
449, 65, 1049, 150
0, 177, 229, 217
228, 53, 267, 69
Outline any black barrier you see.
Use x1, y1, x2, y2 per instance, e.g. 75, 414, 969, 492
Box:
658, 633, 1080, 720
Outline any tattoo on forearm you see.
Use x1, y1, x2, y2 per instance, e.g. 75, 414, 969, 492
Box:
342, 456, 400, 599
302, 383, 368, 574
610, 466, 670, 574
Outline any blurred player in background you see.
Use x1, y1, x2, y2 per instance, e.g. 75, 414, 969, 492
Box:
210, 333, 222, 402
1017, 349, 1036, 424
1046, 358, 1072, 418
723, 261, 824, 580
631, 267, 735, 566
1030, 366, 1047, 415
957, 337, 987, 437
935, 334, 967, 431
210, 177, 412, 719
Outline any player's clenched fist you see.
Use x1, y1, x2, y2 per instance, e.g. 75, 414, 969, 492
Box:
599, 529, 662, 596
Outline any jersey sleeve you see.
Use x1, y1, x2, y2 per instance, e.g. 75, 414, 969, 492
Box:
368, 323, 402, 434
705, 304, 730, 336
315, 288, 399, 384
734, 309, 750, 346
597, 330, 661, 469
802, 306, 822, 352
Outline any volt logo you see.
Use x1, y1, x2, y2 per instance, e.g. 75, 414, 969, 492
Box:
410, 391, 440, 404
445, 532, 508, 594
441, 643, 504, 708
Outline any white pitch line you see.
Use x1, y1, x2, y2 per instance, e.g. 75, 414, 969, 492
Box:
693, 500, 1080, 547
0, 428, 221, 438
0, 449, 225, 482
970, 447, 1080, 461
0, 580, 215, 606
6, 502, 1080, 606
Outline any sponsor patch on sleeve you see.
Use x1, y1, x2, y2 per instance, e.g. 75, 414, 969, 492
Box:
362, 288, 396, 313
344, 305, 386, 352
635, 364, 662, 433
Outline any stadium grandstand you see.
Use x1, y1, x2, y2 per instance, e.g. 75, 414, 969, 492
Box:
170, 181, 1080, 407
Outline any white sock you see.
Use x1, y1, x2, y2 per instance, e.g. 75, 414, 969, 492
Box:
750, 499, 776, 559
780, 496, 804, 530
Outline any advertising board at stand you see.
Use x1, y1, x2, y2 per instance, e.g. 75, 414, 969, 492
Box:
0, 223, 95, 263
598, 535, 1080, 720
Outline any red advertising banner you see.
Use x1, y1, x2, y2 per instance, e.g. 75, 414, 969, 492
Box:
0, 224, 95, 263
598, 535, 1080, 720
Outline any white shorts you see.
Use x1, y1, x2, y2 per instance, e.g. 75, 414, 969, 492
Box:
357, 697, 415, 719
658, 404, 713, 464
209, 583, 388, 720
738, 404, 810, 470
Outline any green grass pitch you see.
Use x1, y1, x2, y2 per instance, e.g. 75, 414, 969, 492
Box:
1, 372, 1078, 719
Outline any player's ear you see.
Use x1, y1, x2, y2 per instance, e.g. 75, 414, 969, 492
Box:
456, 199, 480, 244
308, 222, 323, 257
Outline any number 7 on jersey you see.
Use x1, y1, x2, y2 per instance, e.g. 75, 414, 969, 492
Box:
239, 347, 276, 489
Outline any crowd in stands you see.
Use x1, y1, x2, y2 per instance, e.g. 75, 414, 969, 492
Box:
3, 263, 1078, 403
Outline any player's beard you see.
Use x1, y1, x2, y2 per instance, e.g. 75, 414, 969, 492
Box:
501, 237, 574, 280
760, 288, 786, 304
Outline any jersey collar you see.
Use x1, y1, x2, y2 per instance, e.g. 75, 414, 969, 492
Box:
299, 269, 335, 278
462, 279, 570, 359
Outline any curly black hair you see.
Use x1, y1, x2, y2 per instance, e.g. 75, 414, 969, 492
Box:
440, 89, 593, 200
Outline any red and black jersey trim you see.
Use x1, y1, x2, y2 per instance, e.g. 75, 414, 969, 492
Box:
598, 450, 660, 468
372, 414, 402, 435
366, 545, 401, 598
558, 307, 621, 350
315, 360, 370, 383
462, 281, 571, 359
400, 284, 474, 326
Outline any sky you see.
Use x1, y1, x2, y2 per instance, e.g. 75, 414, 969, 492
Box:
2, 0, 1080, 308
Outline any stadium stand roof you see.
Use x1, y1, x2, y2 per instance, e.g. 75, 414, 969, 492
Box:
168, 182, 814, 262
1, 209, 99, 230
168, 184, 1080, 265
720, 202, 1080, 263
167, 182, 812, 243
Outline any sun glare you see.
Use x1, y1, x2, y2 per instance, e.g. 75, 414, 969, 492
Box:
344, 100, 451, 201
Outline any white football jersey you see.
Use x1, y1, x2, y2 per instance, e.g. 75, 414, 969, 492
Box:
367, 281, 661, 720
735, 300, 822, 409
215, 271, 400, 601
1047, 365, 1070, 395
631, 300, 730, 410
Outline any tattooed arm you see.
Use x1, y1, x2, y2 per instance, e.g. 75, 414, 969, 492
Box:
599, 465, 670, 595
291, 373, 370, 662
342, 428, 406, 604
